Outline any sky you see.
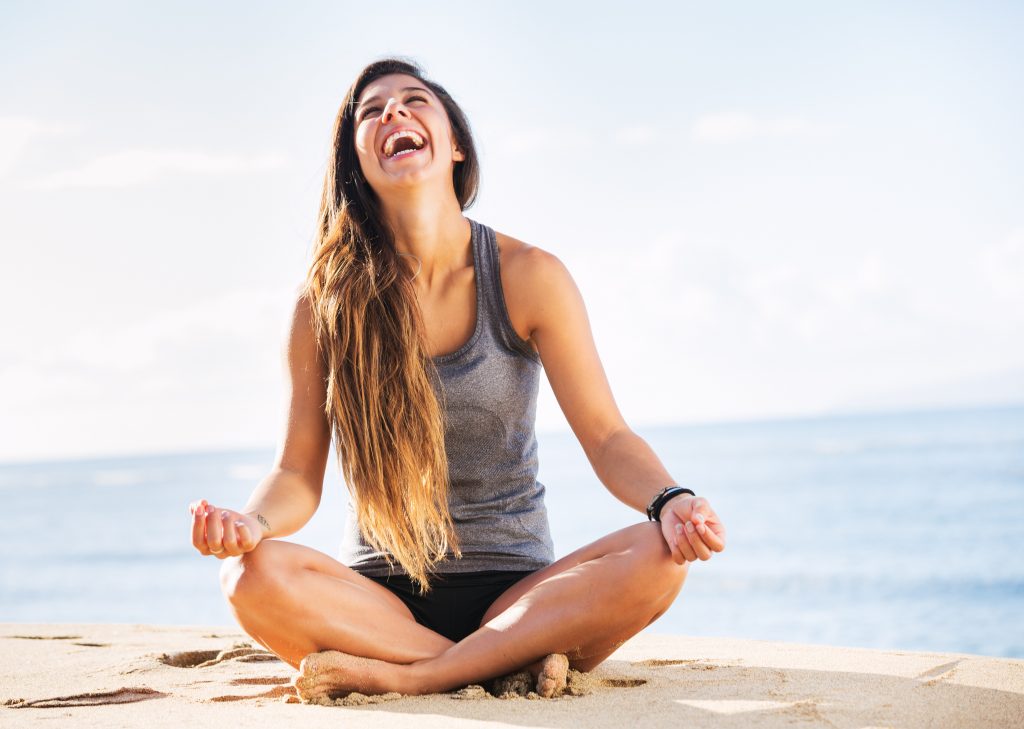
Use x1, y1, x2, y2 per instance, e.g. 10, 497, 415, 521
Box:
1, 0, 1022, 463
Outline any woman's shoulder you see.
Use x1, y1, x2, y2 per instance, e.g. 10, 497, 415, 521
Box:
493, 230, 575, 346
493, 230, 567, 283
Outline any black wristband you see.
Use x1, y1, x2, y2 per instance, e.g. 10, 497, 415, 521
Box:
646, 486, 696, 522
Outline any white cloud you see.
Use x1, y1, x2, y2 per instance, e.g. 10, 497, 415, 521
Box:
733, 254, 890, 342
691, 112, 837, 143
0, 116, 76, 178
66, 287, 296, 372
21, 148, 290, 190
486, 114, 835, 156
489, 123, 670, 154
612, 125, 659, 146
0, 286, 301, 460
578, 232, 894, 348
0, 287, 297, 408
486, 125, 597, 156
982, 227, 1024, 307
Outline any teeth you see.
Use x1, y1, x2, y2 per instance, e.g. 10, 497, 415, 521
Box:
383, 129, 425, 158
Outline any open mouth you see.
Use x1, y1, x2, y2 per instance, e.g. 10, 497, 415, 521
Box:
381, 129, 428, 160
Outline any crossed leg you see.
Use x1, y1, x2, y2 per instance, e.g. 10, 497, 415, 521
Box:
219, 538, 456, 670
290, 521, 689, 698
219, 535, 554, 678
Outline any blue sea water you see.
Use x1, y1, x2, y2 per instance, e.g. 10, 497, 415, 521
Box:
1, 405, 1021, 659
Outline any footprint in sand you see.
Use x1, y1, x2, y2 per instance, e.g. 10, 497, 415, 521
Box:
601, 678, 647, 687
158, 644, 281, 668
231, 677, 291, 686
4, 687, 167, 709
635, 658, 722, 671
916, 659, 962, 686
637, 658, 697, 667
6, 635, 110, 648
157, 647, 291, 703
209, 685, 295, 703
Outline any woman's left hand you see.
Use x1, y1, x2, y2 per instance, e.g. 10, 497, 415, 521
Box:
659, 495, 727, 565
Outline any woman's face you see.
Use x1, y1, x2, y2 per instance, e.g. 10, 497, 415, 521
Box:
352, 73, 465, 195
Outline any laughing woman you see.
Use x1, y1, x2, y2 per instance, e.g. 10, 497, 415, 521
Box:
188, 56, 726, 701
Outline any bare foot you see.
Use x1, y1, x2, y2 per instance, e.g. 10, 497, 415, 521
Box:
533, 653, 569, 698
291, 650, 401, 703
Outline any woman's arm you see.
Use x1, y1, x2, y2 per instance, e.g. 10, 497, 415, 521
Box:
520, 245, 726, 562
587, 428, 679, 515
519, 247, 675, 514
241, 291, 332, 539
240, 467, 322, 539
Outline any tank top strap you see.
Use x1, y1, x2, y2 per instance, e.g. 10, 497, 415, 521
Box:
468, 218, 541, 363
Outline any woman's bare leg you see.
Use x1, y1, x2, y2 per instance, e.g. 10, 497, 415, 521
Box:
293, 521, 688, 698
219, 540, 456, 670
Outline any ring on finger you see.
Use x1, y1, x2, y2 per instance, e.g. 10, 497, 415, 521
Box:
210, 547, 224, 553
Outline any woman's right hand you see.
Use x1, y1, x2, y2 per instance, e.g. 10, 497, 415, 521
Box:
189, 499, 263, 559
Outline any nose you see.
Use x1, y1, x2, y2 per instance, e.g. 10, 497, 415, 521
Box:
381, 98, 411, 124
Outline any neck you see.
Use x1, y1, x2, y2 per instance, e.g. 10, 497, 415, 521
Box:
379, 191, 471, 291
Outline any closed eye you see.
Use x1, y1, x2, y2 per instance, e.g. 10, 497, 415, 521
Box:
359, 95, 429, 119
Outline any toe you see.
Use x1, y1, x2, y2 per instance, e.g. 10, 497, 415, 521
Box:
535, 653, 569, 698
292, 658, 324, 702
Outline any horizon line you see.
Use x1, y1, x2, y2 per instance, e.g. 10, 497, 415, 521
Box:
1, 399, 1022, 469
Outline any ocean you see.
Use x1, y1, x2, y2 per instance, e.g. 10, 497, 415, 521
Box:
1, 405, 1021, 659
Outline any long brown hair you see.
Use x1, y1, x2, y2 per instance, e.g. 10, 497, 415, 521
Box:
302, 57, 481, 594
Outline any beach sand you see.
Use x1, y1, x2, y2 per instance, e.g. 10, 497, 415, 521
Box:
2, 623, 1022, 727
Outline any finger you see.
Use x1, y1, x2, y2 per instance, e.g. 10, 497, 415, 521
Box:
235, 521, 253, 552
662, 523, 686, 564
192, 507, 210, 555
206, 506, 225, 555
693, 512, 711, 539
689, 498, 715, 524
662, 494, 696, 524
220, 512, 239, 556
684, 520, 712, 560
674, 522, 698, 561
697, 518, 727, 552
690, 510, 726, 551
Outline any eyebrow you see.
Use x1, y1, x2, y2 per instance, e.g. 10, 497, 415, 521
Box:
357, 86, 431, 110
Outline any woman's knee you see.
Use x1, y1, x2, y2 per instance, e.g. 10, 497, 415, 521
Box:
219, 539, 285, 604
624, 522, 690, 594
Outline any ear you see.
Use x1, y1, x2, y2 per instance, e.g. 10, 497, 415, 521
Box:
452, 146, 466, 162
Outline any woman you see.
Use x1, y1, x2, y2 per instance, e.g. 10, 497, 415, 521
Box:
188, 57, 726, 702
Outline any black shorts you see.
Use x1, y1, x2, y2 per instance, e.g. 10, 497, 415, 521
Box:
365, 569, 538, 643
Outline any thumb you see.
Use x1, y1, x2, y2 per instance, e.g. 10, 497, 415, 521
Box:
690, 498, 706, 519
660, 516, 687, 565
234, 520, 256, 551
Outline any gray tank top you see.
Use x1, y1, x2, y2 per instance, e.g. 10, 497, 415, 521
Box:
339, 217, 556, 577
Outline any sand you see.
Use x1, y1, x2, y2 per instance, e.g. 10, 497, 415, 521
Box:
1, 623, 1022, 727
